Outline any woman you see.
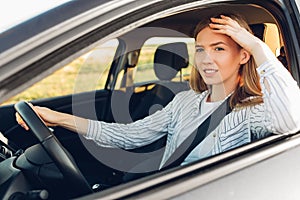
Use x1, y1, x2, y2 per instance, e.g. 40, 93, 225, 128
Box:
17, 14, 300, 169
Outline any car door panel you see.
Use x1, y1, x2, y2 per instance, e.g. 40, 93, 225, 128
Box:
0, 89, 112, 150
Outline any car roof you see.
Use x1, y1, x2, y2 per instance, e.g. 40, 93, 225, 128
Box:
0, 1, 276, 53
0, 0, 72, 33
0, 0, 289, 103
143, 4, 276, 38
0, 0, 112, 53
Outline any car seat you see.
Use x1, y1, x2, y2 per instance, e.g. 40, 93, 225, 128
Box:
129, 42, 190, 121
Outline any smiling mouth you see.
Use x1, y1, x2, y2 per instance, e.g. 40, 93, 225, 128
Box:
203, 69, 218, 74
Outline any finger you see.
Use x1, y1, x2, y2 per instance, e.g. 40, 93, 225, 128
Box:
31, 106, 53, 127
209, 22, 241, 35
15, 112, 23, 123
219, 15, 233, 21
15, 113, 29, 131
210, 16, 240, 28
21, 124, 29, 131
210, 17, 230, 25
209, 23, 225, 30
209, 23, 234, 34
18, 120, 29, 131
28, 103, 38, 113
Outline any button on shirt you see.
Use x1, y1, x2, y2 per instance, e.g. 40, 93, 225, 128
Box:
85, 59, 300, 168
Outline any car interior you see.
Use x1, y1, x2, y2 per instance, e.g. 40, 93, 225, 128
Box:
0, 2, 292, 199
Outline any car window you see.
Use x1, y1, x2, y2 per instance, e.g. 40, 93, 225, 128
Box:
114, 37, 194, 90
133, 37, 195, 84
3, 39, 119, 104
2, 2, 299, 199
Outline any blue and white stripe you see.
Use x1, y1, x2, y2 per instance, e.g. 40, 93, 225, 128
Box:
85, 59, 300, 167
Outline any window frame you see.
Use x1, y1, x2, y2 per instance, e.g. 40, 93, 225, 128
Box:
79, 1, 300, 199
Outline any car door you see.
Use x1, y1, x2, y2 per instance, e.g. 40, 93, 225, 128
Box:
0, 0, 186, 192
0, 0, 160, 149
76, 0, 300, 199
1, 0, 300, 199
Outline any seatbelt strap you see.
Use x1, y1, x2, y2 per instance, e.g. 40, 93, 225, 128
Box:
160, 97, 232, 170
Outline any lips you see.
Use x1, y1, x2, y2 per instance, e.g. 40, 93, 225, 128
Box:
203, 69, 218, 74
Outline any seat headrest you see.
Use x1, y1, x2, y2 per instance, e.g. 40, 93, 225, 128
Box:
154, 42, 189, 81
249, 24, 265, 40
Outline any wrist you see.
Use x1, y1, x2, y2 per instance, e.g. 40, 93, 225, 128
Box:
57, 112, 74, 127
252, 41, 275, 67
57, 112, 88, 135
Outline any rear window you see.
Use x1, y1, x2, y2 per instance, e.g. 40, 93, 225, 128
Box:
133, 37, 195, 84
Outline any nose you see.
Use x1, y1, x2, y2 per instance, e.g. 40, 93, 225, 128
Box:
200, 50, 213, 64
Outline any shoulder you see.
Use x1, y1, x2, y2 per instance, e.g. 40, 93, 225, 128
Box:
175, 89, 207, 99
168, 89, 207, 111
231, 101, 265, 122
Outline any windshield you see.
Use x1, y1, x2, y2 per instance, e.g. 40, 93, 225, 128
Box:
0, 0, 72, 33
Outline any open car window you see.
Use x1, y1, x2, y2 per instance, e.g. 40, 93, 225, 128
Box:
2, 0, 290, 176
133, 37, 194, 84
2, 39, 119, 105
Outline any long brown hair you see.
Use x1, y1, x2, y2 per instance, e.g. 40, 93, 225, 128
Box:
189, 13, 263, 108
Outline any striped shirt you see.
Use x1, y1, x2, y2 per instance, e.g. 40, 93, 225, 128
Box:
85, 59, 300, 168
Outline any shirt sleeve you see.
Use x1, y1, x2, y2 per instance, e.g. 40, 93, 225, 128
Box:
84, 98, 175, 149
257, 59, 300, 134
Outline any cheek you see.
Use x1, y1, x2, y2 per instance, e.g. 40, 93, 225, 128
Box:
217, 53, 240, 69
194, 52, 216, 66
194, 54, 204, 70
195, 56, 200, 64
218, 62, 241, 79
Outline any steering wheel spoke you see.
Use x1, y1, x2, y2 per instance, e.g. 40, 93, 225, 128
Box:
15, 101, 92, 197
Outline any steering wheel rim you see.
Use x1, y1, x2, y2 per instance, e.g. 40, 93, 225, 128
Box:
15, 101, 92, 196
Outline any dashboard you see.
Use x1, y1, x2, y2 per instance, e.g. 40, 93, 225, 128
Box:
0, 132, 14, 161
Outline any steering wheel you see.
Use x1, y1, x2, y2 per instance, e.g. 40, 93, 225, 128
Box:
15, 101, 92, 197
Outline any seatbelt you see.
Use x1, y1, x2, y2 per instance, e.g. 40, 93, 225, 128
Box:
160, 97, 232, 170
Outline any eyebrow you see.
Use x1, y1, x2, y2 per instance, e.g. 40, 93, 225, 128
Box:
195, 41, 228, 47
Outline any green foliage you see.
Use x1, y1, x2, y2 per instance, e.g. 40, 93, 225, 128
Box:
3, 58, 108, 105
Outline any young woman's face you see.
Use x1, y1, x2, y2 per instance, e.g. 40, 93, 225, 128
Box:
195, 26, 246, 88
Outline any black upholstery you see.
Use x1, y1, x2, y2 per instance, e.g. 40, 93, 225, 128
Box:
130, 42, 190, 121
250, 24, 265, 40
154, 42, 189, 81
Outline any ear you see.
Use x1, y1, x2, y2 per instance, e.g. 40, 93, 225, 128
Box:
239, 49, 251, 65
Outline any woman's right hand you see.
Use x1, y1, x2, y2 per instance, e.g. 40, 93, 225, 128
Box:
16, 103, 89, 135
16, 104, 60, 131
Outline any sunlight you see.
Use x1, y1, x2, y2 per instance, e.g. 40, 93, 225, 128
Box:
0, 0, 71, 33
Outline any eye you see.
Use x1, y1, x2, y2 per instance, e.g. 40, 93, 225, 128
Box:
195, 47, 205, 53
215, 47, 224, 51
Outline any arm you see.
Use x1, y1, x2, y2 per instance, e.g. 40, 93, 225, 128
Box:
210, 15, 274, 66
84, 100, 174, 149
16, 98, 175, 149
16, 105, 89, 135
256, 60, 300, 133
210, 15, 300, 134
